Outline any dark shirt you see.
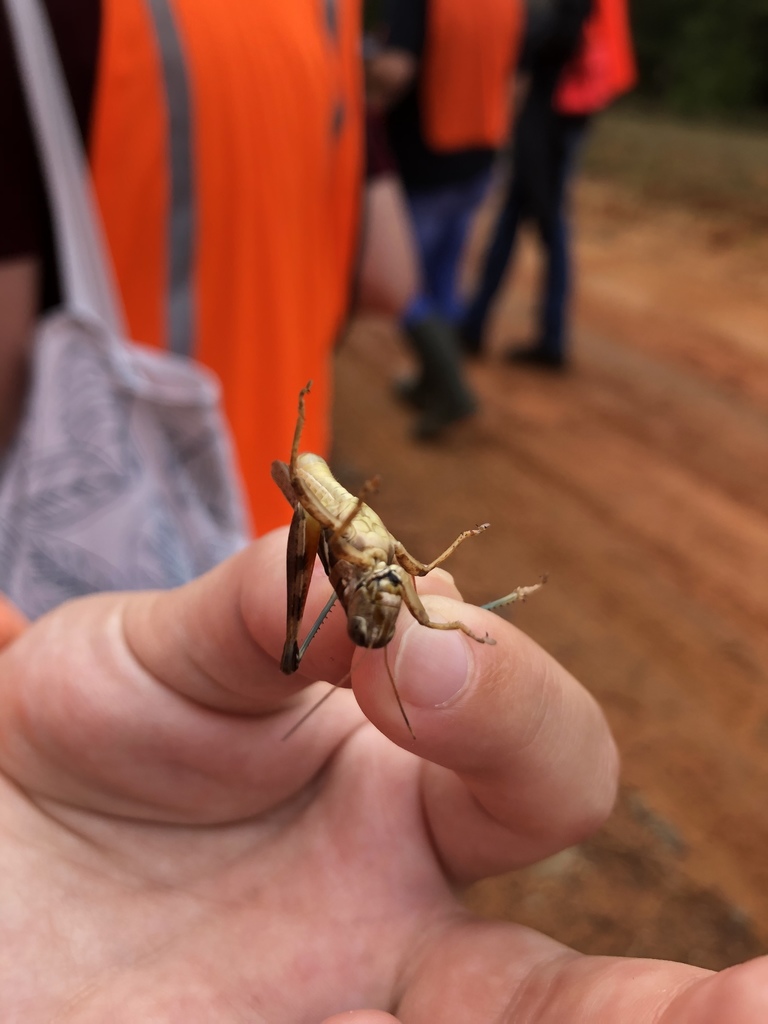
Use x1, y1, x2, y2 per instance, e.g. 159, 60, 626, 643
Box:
382, 0, 497, 192
523, 0, 593, 92
365, 109, 398, 179
511, 0, 593, 226
0, 1, 100, 304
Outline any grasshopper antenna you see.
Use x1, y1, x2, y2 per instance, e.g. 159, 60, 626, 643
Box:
281, 649, 373, 740
281, 674, 347, 740
281, 647, 415, 741
383, 645, 415, 741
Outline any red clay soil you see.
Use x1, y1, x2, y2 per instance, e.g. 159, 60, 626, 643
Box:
330, 179, 768, 971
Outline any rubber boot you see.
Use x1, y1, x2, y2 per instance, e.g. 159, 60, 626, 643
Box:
404, 315, 477, 439
393, 373, 430, 411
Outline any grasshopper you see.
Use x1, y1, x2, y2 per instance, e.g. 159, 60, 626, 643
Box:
271, 382, 542, 736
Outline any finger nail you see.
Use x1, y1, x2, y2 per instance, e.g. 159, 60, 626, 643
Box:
395, 624, 470, 708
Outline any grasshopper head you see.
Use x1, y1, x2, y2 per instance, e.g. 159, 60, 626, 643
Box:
346, 566, 404, 649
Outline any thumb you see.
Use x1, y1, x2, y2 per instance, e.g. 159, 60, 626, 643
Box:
320, 1014, 399, 1023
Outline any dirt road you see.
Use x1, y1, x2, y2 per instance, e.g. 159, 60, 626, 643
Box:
330, 179, 768, 970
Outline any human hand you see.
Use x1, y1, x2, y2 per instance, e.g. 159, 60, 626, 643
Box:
365, 49, 417, 111
0, 530, 765, 1021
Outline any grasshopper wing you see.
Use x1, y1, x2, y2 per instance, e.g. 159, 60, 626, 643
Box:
272, 459, 323, 673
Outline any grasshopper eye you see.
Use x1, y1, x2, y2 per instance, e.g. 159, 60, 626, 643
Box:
348, 615, 370, 646
346, 581, 401, 649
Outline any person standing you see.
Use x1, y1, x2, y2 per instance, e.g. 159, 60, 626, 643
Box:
0, 0, 363, 536
368, 0, 524, 437
462, 0, 636, 369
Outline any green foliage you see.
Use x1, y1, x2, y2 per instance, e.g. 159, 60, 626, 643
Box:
629, 0, 768, 116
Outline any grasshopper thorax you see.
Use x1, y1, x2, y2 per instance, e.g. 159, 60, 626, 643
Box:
345, 564, 405, 649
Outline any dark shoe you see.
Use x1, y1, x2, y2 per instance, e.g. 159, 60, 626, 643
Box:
413, 392, 477, 441
393, 374, 429, 410
503, 344, 566, 371
458, 322, 484, 358
404, 315, 478, 434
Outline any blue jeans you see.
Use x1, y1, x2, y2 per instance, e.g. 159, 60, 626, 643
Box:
403, 170, 491, 328
463, 112, 589, 359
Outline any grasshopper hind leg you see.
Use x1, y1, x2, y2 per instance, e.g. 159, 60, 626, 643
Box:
289, 381, 313, 472
394, 524, 490, 577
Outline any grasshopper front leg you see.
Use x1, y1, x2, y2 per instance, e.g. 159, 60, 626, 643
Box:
327, 475, 380, 547
399, 573, 495, 646
394, 523, 490, 577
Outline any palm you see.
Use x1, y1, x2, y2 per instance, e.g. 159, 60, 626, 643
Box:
0, 534, 765, 1022
9, 732, 431, 1018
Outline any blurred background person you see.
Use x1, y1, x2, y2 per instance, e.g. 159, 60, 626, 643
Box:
366, 0, 524, 438
461, 0, 636, 369
0, 0, 363, 537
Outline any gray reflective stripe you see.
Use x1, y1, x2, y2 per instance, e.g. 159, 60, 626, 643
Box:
324, 0, 338, 40
144, 0, 195, 356
322, 0, 345, 139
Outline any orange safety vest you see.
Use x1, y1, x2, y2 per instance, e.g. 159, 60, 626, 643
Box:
420, 0, 524, 152
555, 0, 636, 115
89, 0, 363, 535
